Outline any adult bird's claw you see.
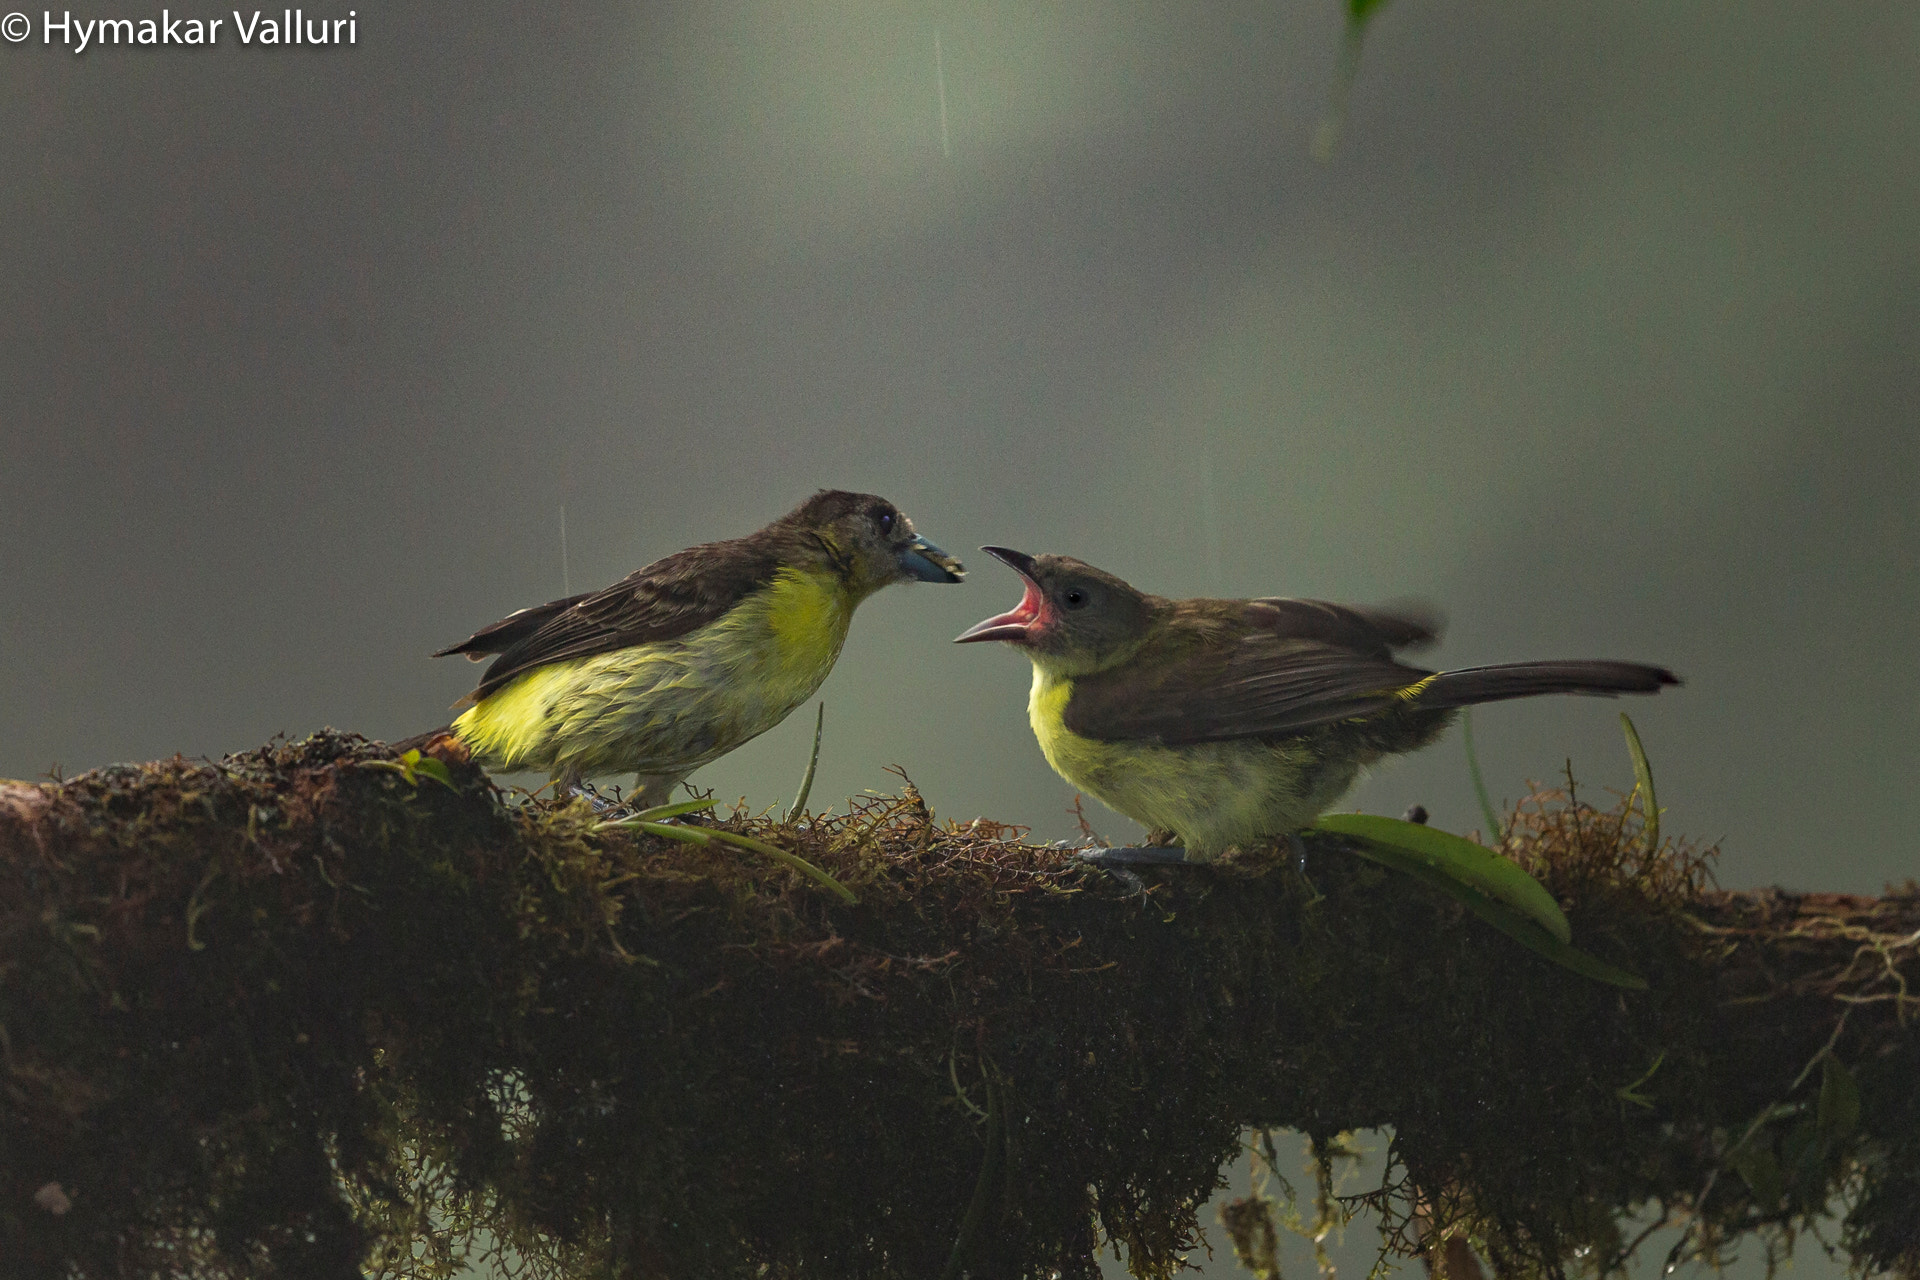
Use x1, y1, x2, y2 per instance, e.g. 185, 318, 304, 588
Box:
567, 783, 620, 815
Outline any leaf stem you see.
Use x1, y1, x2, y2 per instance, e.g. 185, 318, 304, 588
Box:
789, 702, 824, 818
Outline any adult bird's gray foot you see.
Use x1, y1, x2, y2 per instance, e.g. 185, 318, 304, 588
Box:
1074, 845, 1193, 868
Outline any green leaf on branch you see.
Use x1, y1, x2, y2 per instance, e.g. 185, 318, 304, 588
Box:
624, 797, 721, 823
1620, 713, 1659, 852
789, 701, 825, 818
1313, 812, 1570, 943
365, 748, 456, 790
1312, 814, 1647, 989
601, 801, 858, 906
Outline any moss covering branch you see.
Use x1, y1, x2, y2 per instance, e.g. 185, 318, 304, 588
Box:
0, 732, 1914, 1280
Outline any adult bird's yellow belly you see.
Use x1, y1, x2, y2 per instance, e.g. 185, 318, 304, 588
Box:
453, 567, 854, 784
1027, 668, 1360, 860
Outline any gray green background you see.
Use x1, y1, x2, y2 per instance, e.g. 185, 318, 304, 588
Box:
3, 2, 1915, 1274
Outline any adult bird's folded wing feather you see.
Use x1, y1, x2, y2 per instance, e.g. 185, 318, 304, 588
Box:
444, 543, 784, 702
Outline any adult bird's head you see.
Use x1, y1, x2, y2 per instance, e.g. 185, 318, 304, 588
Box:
790, 490, 966, 597
954, 547, 1154, 674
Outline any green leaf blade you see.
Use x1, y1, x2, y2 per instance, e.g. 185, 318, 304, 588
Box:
1323, 830, 1646, 987
1462, 709, 1505, 846
1730, 1139, 1785, 1209
1312, 812, 1571, 944
1818, 1056, 1861, 1139
1620, 713, 1659, 851
629, 797, 719, 823
789, 702, 825, 817
411, 757, 457, 790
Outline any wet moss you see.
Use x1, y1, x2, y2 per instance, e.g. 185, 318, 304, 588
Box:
0, 733, 1913, 1279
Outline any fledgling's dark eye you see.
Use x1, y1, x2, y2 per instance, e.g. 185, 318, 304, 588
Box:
1063, 587, 1089, 609
872, 507, 896, 535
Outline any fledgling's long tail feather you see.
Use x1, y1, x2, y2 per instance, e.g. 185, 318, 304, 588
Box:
1420, 660, 1678, 709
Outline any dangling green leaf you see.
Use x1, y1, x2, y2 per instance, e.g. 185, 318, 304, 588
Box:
1314, 0, 1395, 159
1818, 1056, 1862, 1140
1729, 1137, 1785, 1209
1615, 1050, 1666, 1108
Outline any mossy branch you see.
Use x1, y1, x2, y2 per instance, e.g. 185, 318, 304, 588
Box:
0, 732, 1914, 1280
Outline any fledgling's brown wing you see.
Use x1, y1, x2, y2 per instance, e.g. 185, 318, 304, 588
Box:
1062, 599, 1441, 745
436, 538, 786, 703
1243, 598, 1443, 655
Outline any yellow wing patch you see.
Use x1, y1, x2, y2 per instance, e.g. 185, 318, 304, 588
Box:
1394, 673, 1440, 702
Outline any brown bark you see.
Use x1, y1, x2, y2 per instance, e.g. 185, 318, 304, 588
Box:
0, 732, 1913, 1280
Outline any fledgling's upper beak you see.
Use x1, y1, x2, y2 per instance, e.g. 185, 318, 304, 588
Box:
954, 546, 1043, 644
896, 535, 966, 583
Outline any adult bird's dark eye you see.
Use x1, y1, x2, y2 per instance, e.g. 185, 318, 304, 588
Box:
875, 510, 895, 534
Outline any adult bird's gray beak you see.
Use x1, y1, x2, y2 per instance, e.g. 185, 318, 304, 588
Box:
954, 546, 1044, 644
896, 535, 966, 583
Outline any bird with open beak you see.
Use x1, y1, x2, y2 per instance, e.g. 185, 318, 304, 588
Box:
956, 546, 1676, 862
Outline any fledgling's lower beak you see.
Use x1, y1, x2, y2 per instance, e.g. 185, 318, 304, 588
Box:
896, 536, 966, 583
954, 546, 1043, 644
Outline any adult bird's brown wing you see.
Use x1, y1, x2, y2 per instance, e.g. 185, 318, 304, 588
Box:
1061, 599, 1442, 745
435, 539, 785, 703
433, 594, 594, 661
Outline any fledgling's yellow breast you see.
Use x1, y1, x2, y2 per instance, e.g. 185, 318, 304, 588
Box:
1025, 663, 1358, 859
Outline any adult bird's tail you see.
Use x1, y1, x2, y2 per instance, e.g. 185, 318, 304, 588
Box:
1419, 660, 1678, 709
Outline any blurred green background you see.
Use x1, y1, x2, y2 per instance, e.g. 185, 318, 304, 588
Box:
3, 1, 1915, 1273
